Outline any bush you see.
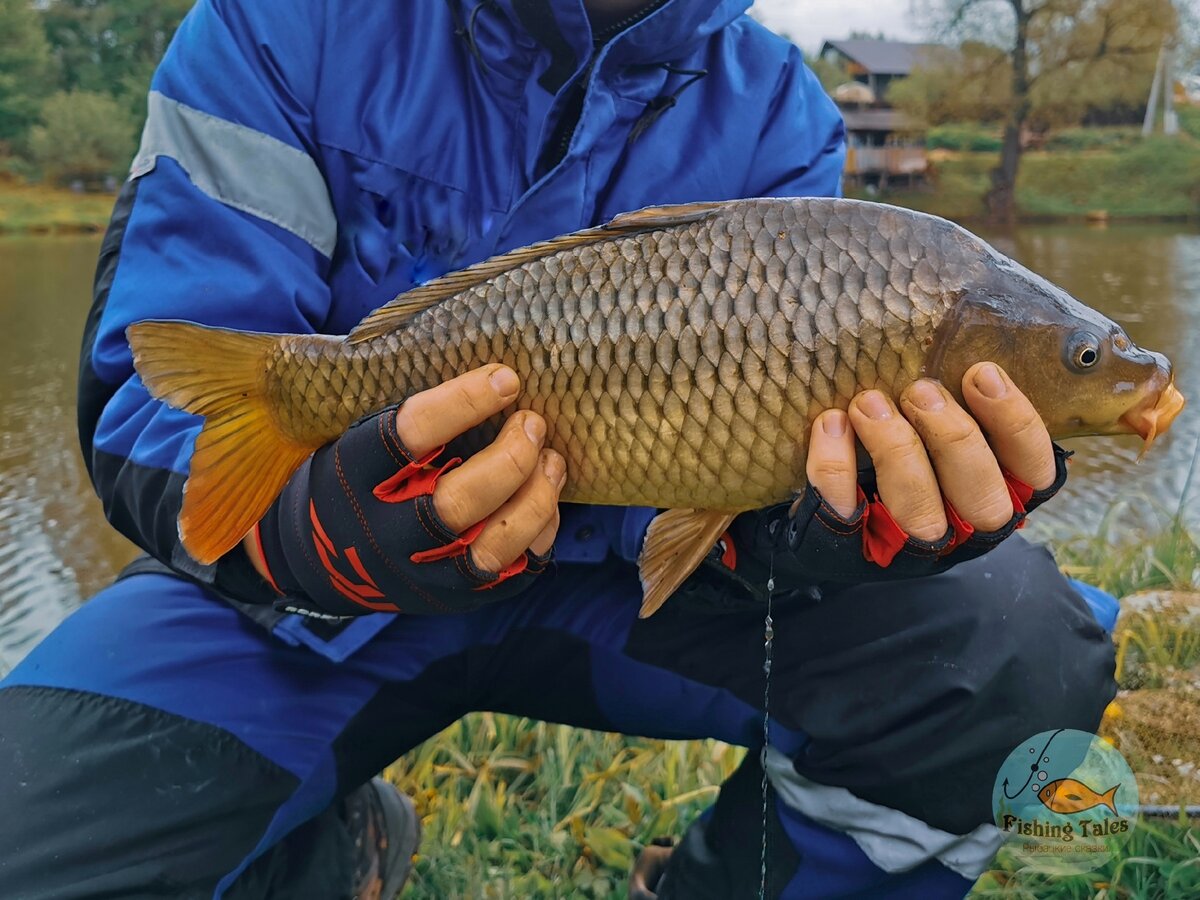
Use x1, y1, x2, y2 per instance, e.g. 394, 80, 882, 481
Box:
27, 90, 135, 187
1043, 126, 1140, 151
925, 123, 1003, 152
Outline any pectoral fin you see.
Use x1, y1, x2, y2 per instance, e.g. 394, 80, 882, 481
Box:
638, 509, 736, 618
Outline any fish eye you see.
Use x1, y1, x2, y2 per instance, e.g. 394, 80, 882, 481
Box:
1066, 331, 1101, 371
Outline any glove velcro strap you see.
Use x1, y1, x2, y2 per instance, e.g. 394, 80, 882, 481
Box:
472, 552, 530, 590
410, 518, 487, 563
371, 446, 450, 502
861, 488, 907, 566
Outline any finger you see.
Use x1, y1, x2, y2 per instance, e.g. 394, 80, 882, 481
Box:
394, 365, 520, 457
848, 389, 946, 541
433, 411, 546, 533
527, 506, 561, 557
802, 409, 859, 518
899, 379, 1013, 532
961, 362, 1056, 491
469, 450, 566, 574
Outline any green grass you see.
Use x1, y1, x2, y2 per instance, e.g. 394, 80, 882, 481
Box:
855, 131, 1200, 222
385, 511, 1200, 898
0, 174, 116, 234
388, 716, 744, 898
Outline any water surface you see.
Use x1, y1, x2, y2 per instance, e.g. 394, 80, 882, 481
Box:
1, 223, 1197, 675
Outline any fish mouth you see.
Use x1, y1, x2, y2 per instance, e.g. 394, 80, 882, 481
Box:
1119, 381, 1186, 457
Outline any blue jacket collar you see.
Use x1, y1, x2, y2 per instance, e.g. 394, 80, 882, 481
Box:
451, 0, 752, 90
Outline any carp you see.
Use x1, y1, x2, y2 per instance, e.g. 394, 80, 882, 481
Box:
127, 198, 1185, 615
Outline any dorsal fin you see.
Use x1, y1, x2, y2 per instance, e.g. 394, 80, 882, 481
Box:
347, 201, 725, 344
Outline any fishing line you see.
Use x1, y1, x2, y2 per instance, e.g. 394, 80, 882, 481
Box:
1004, 728, 1064, 799
759, 551, 775, 900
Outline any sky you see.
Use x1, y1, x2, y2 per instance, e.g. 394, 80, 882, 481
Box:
750, 0, 925, 53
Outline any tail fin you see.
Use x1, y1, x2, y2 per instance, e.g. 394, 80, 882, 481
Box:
127, 320, 315, 565
1101, 785, 1119, 816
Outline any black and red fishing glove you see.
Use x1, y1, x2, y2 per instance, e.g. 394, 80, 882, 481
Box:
673, 444, 1072, 610
253, 404, 552, 619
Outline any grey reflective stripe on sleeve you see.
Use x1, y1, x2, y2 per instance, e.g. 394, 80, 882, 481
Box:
131, 91, 336, 257
764, 747, 1005, 880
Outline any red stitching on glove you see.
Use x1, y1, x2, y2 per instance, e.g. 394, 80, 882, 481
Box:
409, 518, 488, 564
252, 522, 284, 595
862, 489, 909, 567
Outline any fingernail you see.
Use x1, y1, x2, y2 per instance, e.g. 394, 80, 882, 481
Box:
822, 409, 847, 436
544, 452, 566, 486
489, 366, 519, 397
524, 414, 545, 444
908, 380, 946, 412
974, 363, 1007, 399
856, 390, 892, 420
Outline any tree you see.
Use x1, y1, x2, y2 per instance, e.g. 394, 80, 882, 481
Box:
40, 0, 191, 132
27, 90, 135, 185
805, 53, 851, 95
889, 41, 1012, 125
922, 0, 1176, 222
0, 0, 53, 145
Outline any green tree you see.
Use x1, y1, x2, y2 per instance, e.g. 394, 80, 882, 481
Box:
27, 89, 135, 185
889, 41, 1012, 125
922, 0, 1176, 222
804, 53, 851, 95
40, 0, 191, 134
0, 0, 53, 145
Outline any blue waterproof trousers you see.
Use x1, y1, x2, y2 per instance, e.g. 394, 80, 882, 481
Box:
0, 535, 1116, 898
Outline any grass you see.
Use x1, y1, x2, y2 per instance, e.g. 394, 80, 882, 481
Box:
853, 128, 1200, 222
383, 509, 1200, 898
386, 717, 744, 898
0, 174, 116, 234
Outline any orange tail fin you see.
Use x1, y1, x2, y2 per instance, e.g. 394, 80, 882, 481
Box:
127, 320, 316, 565
1100, 785, 1119, 816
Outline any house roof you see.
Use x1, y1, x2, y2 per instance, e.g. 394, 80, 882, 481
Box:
821, 39, 940, 76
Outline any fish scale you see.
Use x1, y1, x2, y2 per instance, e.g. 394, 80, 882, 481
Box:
263, 199, 974, 513
128, 196, 1183, 612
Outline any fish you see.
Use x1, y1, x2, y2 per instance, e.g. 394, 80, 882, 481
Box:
127, 198, 1186, 616
1037, 778, 1120, 816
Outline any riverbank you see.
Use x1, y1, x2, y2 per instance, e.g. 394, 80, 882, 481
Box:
4, 131, 1200, 234
0, 178, 115, 235
855, 135, 1200, 223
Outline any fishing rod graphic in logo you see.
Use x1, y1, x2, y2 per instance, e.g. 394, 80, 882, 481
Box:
992, 728, 1137, 873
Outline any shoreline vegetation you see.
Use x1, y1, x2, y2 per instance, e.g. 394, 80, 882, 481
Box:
387, 511, 1200, 898
0, 175, 116, 235
3, 136, 1198, 236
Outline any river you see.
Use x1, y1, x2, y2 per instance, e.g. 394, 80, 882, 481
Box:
1, 222, 1198, 676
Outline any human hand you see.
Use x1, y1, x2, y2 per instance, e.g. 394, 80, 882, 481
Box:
724, 360, 1072, 589
247, 364, 566, 618
805, 361, 1057, 542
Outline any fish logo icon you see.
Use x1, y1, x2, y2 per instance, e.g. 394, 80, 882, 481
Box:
1037, 778, 1119, 816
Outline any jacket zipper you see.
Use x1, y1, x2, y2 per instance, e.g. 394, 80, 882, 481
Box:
535, 0, 669, 177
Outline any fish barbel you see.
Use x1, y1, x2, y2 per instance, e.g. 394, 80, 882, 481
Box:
128, 198, 1185, 614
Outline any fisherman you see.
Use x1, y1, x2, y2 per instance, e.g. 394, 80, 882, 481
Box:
0, 1, 1117, 897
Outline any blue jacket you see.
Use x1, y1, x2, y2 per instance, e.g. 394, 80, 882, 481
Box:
79, 0, 845, 647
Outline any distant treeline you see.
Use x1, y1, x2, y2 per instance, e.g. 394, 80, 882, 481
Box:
0, 0, 190, 186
